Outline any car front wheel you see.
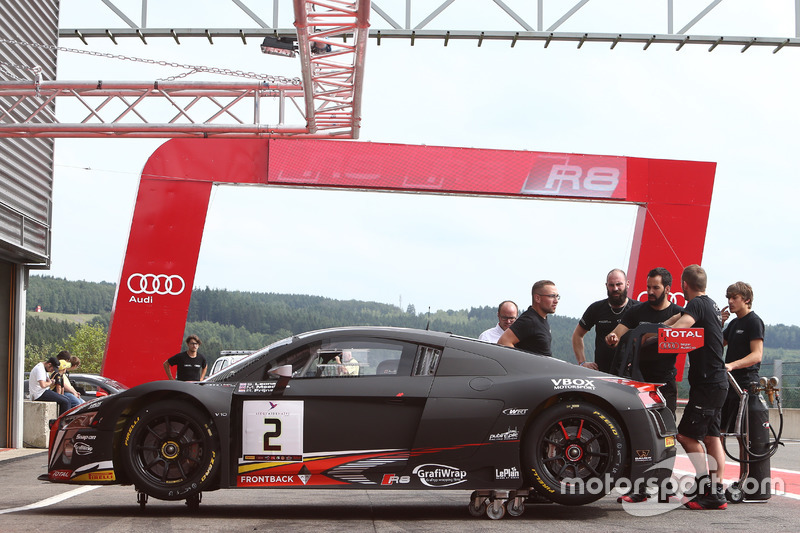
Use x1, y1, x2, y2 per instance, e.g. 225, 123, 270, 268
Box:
523, 402, 627, 505
121, 400, 220, 500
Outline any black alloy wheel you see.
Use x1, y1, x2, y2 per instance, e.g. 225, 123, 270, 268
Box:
524, 402, 627, 505
121, 400, 220, 500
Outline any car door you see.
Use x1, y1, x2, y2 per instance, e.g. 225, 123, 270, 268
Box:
236, 335, 441, 486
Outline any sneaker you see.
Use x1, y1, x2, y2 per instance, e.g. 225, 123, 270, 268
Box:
684, 495, 728, 510
684, 484, 727, 510
617, 492, 648, 503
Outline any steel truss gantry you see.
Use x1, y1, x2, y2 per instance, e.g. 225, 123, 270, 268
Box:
0, 80, 309, 138
2, 0, 800, 139
58, 0, 800, 51
0, 0, 369, 138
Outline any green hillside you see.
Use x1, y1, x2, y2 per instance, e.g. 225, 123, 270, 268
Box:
25, 276, 800, 408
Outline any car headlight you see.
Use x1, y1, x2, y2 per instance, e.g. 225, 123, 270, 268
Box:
60, 405, 100, 429
52, 409, 101, 465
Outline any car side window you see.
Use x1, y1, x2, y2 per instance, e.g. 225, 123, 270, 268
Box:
71, 378, 95, 395
274, 337, 434, 379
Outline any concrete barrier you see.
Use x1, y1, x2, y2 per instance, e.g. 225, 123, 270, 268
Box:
675, 407, 799, 440
770, 408, 799, 440
23, 401, 57, 448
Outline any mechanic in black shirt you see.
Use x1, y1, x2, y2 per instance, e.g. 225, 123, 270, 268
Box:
498, 280, 558, 356
668, 265, 728, 510
164, 334, 208, 381
572, 268, 640, 373
605, 267, 684, 415
720, 281, 765, 431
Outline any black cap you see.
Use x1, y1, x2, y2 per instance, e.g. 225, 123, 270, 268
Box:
46, 356, 59, 368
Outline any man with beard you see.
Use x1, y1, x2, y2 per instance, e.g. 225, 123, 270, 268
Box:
605, 267, 684, 415
605, 267, 683, 504
572, 269, 640, 372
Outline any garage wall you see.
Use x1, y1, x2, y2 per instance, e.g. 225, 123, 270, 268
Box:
0, 0, 59, 447
0, 0, 58, 265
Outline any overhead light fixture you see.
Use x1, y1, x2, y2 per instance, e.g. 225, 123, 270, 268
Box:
261, 36, 297, 58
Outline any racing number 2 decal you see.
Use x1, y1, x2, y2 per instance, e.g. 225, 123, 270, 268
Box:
242, 400, 304, 462
263, 418, 282, 451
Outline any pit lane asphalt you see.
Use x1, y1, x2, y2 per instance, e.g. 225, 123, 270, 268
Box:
2, 443, 798, 533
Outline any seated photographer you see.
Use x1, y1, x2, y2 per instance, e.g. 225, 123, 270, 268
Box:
335, 351, 360, 376
53, 359, 84, 409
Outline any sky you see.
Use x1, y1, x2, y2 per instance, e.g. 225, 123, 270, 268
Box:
40, 0, 800, 326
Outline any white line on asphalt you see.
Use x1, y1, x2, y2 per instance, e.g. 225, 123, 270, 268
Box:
0, 486, 101, 514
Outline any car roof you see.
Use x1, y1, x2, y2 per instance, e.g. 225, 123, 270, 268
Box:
68, 373, 129, 390
293, 326, 454, 343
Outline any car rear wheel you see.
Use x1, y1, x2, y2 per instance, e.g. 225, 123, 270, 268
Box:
121, 400, 219, 500
523, 402, 626, 505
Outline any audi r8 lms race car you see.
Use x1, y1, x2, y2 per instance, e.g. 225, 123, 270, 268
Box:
43, 327, 677, 519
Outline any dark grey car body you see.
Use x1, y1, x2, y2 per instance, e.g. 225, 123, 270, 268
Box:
44, 327, 676, 508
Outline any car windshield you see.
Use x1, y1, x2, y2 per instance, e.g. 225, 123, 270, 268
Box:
204, 335, 294, 382
98, 377, 128, 391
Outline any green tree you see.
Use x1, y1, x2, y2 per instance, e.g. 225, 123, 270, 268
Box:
65, 323, 108, 374
25, 341, 62, 372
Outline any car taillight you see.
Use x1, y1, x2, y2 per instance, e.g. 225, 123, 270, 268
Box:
600, 377, 666, 408
637, 388, 666, 408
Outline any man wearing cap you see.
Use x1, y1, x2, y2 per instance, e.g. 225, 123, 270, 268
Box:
54, 354, 85, 409
29, 356, 70, 416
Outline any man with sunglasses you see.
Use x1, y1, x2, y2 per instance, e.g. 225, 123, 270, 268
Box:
498, 280, 558, 356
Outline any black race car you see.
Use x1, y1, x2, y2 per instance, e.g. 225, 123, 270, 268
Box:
43, 327, 676, 518
68, 373, 129, 399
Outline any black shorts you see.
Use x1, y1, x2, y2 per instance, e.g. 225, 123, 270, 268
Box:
678, 382, 728, 441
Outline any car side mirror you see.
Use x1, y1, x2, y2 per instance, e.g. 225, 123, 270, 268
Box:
268, 365, 293, 378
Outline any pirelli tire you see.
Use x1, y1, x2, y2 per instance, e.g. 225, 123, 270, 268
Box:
121, 400, 220, 501
524, 402, 627, 505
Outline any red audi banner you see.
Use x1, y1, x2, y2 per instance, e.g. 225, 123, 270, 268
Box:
102, 177, 213, 385
102, 139, 715, 386
267, 141, 628, 200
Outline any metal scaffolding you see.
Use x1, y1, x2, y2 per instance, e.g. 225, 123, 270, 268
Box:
0, 0, 370, 138
57, 0, 800, 51
2, 0, 800, 139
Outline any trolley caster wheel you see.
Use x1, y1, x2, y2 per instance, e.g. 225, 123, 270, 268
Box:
506, 496, 525, 517
726, 483, 744, 504
137, 491, 149, 510
486, 499, 506, 520
468, 491, 487, 517
186, 492, 202, 510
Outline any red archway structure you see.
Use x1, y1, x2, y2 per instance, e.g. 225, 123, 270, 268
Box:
103, 139, 715, 386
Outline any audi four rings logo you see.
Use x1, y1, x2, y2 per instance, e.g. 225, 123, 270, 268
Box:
127, 273, 186, 295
